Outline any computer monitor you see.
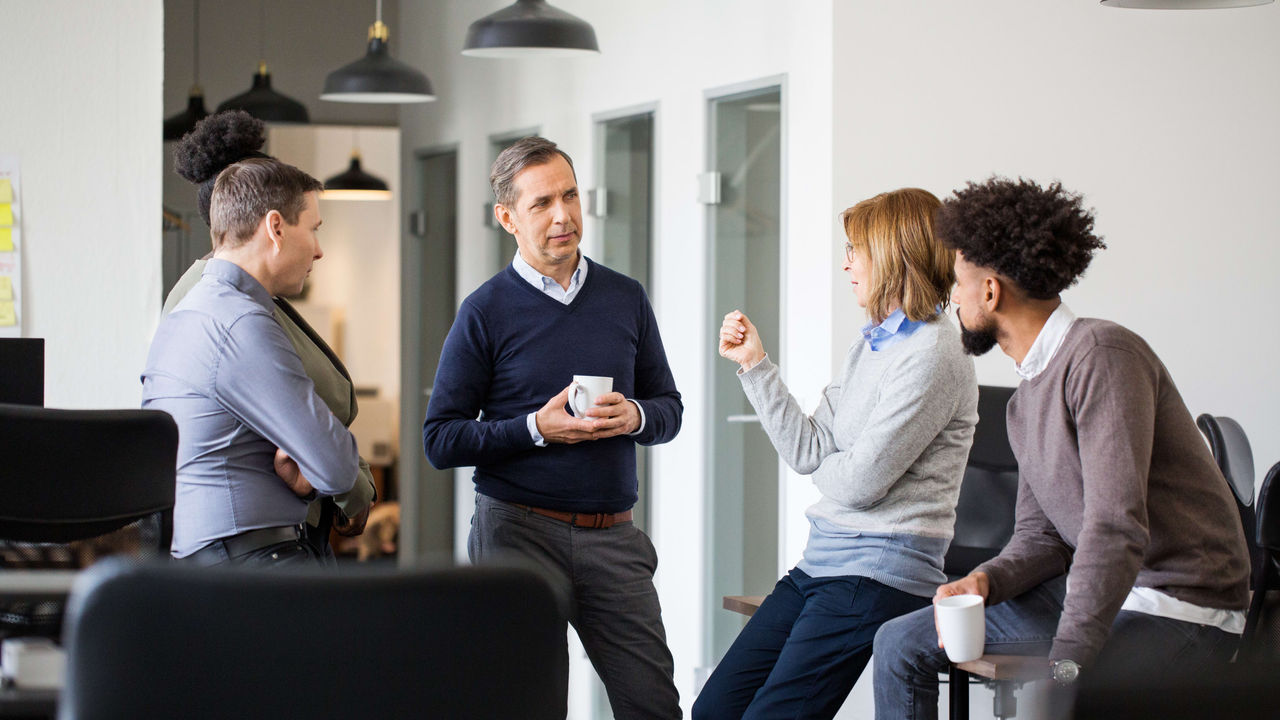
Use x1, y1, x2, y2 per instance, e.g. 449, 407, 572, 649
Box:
0, 337, 43, 406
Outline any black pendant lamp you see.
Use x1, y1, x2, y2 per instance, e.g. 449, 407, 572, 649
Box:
1101, 0, 1271, 6
216, 1, 309, 123
163, 0, 209, 141
463, 0, 600, 58
324, 151, 392, 202
322, 0, 435, 103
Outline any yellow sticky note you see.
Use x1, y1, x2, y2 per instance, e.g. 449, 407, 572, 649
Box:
0, 204, 11, 226
0, 180, 11, 204
0, 228, 11, 252
0, 277, 11, 301
0, 301, 14, 327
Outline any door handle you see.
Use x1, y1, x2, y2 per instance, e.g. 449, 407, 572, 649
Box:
725, 414, 759, 423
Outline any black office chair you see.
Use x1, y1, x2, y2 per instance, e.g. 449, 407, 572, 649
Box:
58, 560, 569, 720
0, 404, 177, 638
945, 385, 1018, 578
1238, 460, 1280, 663
1196, 414, 1259, 587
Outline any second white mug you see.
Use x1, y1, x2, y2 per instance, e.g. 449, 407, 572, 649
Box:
935, 594, 986, 663
569, 375, 613, 418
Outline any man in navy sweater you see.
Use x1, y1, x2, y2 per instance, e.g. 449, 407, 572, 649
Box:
424, 137, 684, 719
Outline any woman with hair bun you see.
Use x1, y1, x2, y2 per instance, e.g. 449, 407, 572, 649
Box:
167, 110, 376, 560
694, 188, 979, 719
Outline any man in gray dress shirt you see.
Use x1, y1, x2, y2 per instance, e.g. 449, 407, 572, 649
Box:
142, 157, 359, 566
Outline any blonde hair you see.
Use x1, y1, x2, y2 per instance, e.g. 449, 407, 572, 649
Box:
841, 187, 954, 325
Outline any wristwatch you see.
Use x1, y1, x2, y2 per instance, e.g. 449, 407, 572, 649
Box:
1050, 659, 1081, 685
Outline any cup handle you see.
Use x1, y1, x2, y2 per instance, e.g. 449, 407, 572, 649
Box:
569, 381, 586, 418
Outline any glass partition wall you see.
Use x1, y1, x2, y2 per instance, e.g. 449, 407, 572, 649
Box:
593, 110, 656, 533
704, 85, 784, 668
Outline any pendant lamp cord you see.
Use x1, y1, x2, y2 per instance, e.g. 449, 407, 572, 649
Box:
376, 0, 383, 23
258, 0, 266, 64
192, 0, 200, 85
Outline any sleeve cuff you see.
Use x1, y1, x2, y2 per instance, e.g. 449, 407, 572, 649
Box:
627, 399, 646, 436
527, 412, 547, 447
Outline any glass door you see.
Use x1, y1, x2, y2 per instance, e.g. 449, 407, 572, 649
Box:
594, 110, 655, 533
705, 85, 783, 666
400, 147, 458, 564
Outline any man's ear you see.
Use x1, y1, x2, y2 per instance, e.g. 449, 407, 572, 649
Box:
265, 209, 285, 252
985, 275, 1003, 313
494, 203, 517, 236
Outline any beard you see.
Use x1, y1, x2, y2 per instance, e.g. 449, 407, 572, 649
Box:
958, 313, 999, 356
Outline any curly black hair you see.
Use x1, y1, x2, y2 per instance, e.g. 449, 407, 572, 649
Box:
173, 110, 269, 225
936, 177, 1106, 300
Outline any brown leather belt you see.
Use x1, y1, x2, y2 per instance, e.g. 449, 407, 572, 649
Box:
516, 504, 632, 529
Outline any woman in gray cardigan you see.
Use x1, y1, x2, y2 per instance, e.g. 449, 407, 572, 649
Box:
693, 188, 978, 720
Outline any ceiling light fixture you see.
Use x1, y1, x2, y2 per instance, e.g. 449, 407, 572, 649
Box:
462, 0, 600, 58
1100, 0, 1272, 8
324, 132, 392, 201
163, 0, 210, 141
322, 0, 435, 103
216, 0, 309, 123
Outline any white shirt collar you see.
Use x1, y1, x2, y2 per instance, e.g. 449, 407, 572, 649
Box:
1016, 303, 1077, 381
511, 251, 588, 304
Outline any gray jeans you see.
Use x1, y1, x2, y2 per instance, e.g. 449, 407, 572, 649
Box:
469, 493, 681, 720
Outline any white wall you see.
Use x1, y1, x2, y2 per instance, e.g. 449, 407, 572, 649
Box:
834, 0, 1280, 499
396, 1, 833, 714
0, 0, 163, 407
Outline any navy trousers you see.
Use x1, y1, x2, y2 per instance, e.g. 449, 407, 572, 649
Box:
693, 567, 929, 720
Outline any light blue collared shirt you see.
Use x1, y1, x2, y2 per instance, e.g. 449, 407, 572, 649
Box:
141, 259, 358, 557
510, 252, 646, 445
861, 307, 927, 352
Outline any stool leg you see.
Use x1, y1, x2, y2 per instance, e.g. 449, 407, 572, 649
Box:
949, 666, 970, 720
991, 680, 1018, 719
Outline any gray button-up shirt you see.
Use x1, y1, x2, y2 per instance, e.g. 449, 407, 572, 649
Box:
141, 259, 358, 557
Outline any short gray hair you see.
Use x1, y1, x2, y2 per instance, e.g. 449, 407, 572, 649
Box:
489, 136, 576, 208
210, 158, 323, 248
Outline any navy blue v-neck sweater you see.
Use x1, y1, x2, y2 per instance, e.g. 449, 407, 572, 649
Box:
423, 259, 682, 512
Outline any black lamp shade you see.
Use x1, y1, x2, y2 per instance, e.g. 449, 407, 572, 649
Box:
322, 37, 435, 103
216, 68, 309, 123
463, 0, 600, 58
324, 156, 391, 201
163, 90, 210, 141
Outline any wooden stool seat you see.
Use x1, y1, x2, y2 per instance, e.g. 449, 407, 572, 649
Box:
722, 594, 766, 616
950, 654, 1050, 720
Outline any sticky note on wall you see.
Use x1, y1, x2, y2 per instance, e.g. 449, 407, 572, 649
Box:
0, 204, 11, 226
0, 228, 11, 252
0, 179, 11, 204
0, 301, 14, 327
0, 277, 11, 301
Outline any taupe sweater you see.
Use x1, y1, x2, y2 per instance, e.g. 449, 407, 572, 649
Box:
976, 319, 1249, 665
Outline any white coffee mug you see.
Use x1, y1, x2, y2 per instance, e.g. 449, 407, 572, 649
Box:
935, 594, 986, 663
569, 375, 613, 418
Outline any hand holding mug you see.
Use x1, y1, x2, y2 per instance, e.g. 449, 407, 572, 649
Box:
933, 572, 990, 661
535, 383, 599, 445
718, 310, 766, 371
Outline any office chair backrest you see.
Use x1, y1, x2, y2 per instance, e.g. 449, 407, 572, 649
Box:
59, 560, 569, 720
1239, 461, 1280, 663
0, 404, 177, 547
1196, 414, 1259, 587
945, 385, 1018, 577
1197, 414, 1255, 508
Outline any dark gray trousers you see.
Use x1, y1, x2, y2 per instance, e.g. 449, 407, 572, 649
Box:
469, 493, 682, 720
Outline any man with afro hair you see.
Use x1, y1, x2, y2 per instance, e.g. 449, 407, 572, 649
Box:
871, 177, 1249, 718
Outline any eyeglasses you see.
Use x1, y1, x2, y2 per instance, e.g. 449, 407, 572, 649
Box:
843, 242, 855, 262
